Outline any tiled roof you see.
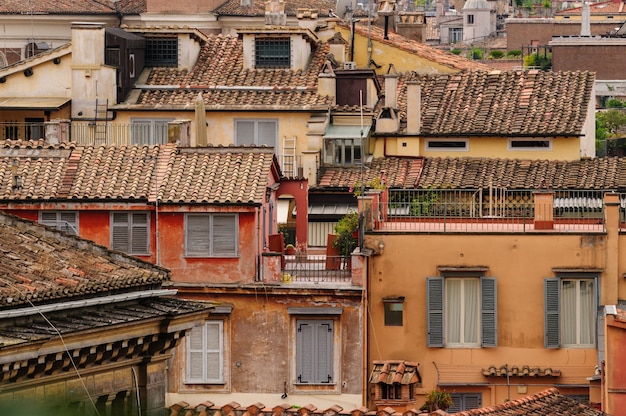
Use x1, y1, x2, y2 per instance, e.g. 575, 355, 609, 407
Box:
369, 360, 422, 385
351, 22, 492, 73
214, 0, 337, 17
450, 387, 607, 415
394, 70, 595, 136
0, 0, 118, 14
136, 34, 333, 109
316, 156, 626, 190
557, 0, 626, 15
481, 365, 561, 378
0, 141, 277, 204
0, 211, 169, 310
115, 0, 146, 14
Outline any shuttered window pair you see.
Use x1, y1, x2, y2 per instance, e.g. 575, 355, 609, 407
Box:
111, 212, 149, 255
185, 214, 238, 257
296, 319, 334, 384
39, 211, 78, 235
545, 277, 596, 348
447, 393, 482, 413
186, 321, 223, 383
427, 277, 497, 348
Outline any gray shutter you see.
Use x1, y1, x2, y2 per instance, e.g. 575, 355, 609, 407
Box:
186, 215, 210, 256
59, 212, 78, 235
481, 277, 497, 347
297, 321, 313, 383
111, 212, 130, 252
448, 393, 462, 413
235, 121, 255, 145
212, 215, 237, 256
258, 120, 276, 147
464, 393, 482, 410
187, 327, 204, 381
205, 322, 221, 381
545, 278, 560, 348
316, 321, 333, 383
131, 212, 149, 254
427, 277, 444, 347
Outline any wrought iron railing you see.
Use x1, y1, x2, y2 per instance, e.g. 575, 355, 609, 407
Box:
282, 253, 351, 283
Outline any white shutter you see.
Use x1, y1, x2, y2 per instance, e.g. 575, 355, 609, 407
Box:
258, 120, 277, 147
187, 327, 205, 382
186, 321, 223, 383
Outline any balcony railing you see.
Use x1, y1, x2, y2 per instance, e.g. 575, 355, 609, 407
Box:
282, 253, 351, 283
363, 189, 606, 233
1, 122, 46, 141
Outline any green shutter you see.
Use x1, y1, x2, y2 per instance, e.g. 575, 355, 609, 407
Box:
481, 277, 497, 347
427, 277, 444, 347
545, 278, 560, 348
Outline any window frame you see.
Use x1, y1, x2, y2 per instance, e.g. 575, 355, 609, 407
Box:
130, 118, 173, 145
545, 274, 598, 348
184, 213, 238, 258
449, 28, 463, 44
234, 118, 278, 149
508, 138, 552, 151
383, 297, 404, 326
254, 37, 291, 69
467, 14, 475, 24
425, 139, 469, 152
448, 392, 482, 413
427, 275, 497, 348
39, 211, 79, 235
295, 318, 334, 385
110, 211, 150, 255
186, 320, 224, 384
145, 37, 178, 67
323, 137, 367, 167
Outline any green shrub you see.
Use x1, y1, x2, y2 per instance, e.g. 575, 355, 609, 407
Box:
507, 49, 522, 57
450, 48, 461, 55
469, 47, 483, 60
489, 50, 505, 59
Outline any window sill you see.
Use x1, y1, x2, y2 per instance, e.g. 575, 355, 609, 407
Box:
184, 381, 226, 386
294, 383, 337, 386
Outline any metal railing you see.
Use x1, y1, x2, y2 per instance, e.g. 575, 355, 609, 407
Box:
282, 253, 351, 283
364, 189, 606, 233
1, 122, 46, 141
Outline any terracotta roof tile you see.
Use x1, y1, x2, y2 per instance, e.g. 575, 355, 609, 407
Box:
317, 156, 626, 191
136, 34, 333, 109
214, 0, 341, 17
0, 141, 277, 204
350, 22, 492, 73
394, 70, 595, 136
0, 0, 118, 14
368, 360, 421, 385
0, 212, 168, 310
557, 0, 626, 15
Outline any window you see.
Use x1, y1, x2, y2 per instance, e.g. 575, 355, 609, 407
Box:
449, 28, 463, 44
381, 383, 403, 400
186, 321, 224, 383
235, 119, 277, 148
40, 211, 78, 235
448, 393, 482, 413
545, 276, 597, 348
255, 37, 290, 68
111, 212, 149, 255
383, 297, 404, 326
131, 119, 172, 145
467, 14, 474, 24
426, 139, 468, 151
25, 118, 44, 140
185, 214, 238, 257
427, 276, 497, 347
509, 139, 551, 150
296, 319, 334, 384
324, 138, 365, 166
145, 37, 178, 66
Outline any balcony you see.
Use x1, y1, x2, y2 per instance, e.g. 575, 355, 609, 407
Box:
363, 189, 608, 233
282, 252, 352, 284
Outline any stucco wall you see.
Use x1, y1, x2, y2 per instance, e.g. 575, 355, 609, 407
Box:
506, 19, 618, 51
552, 43, 626, 80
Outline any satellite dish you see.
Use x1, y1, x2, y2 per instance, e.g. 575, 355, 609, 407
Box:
334, 0, 357, 20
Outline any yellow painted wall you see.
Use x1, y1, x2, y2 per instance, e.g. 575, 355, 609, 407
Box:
335, 26, 459, 75
0, 58, 72, 99
372, 135, 583, 160
365, 230, 614, 408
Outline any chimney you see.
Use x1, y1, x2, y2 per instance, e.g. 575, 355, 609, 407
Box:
384, 72, 398, 109
318, 68, 337, 106
297, 8, 320, 31
406, 81, 421, 134
581, 1, 591, 36
265, 0, 286, 26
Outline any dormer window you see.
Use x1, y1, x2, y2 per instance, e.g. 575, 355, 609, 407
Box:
255, 37, 291, 68
146, 37, 178, 67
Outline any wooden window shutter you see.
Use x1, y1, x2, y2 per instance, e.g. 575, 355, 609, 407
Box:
316, 321, 333, 383
297, 321, 314, 383
111, 212, 130, 252
186, 215, 210, 256
427, 277, 444, 347
212, 215, 237, 256
59, 212, 78, 235
296, 320, 333, 383
545, 278, 561, 348
130, 212, 149, 254
187, 326, 205, 382
481, 277, 497, 347
205, 322, 222, 381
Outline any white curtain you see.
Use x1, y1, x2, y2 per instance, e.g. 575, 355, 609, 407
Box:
562, 279, 595, 345
446, 279, 479, 345
561, 280, 577, 345
580, 280, 595, 345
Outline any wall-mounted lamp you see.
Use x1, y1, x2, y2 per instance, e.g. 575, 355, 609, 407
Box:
0, 76, 5, 84
23, 68, 33, 77
53, 57, 61, 65
378, 240, 385, 254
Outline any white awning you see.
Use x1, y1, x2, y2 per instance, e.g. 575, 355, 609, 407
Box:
323, 124, 371, 139
0, 97, 70, 110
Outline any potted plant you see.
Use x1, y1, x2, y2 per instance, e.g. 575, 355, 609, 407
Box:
420, 390, 453, 412
285, 244, 295, 255
333, 212, 360, 260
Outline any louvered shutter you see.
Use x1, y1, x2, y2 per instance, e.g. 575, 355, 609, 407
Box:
213, 215, 237, 256
545, 278, 561, 348
130, 212, 149, 254
297, 322, 314, 383
316, 321, 333, 383
427, 277, 444, 347
205, 322, 222, 381
258, 121, 277, 147
40, 212, 59, 229
111, 213, 130, 252
296, 320, 333, 384
235, 121, 255, 145
481, 277, 497, 347
464, 393, 482, 410
186, 215, 210, 256
59, 212, 78, 235
187, 326, 205, 382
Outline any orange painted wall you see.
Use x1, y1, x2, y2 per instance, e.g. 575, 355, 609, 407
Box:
605, 321, 626, 413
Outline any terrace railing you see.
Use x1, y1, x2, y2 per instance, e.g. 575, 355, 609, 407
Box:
282, 253, 351, 283
365, 189, 606, 233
